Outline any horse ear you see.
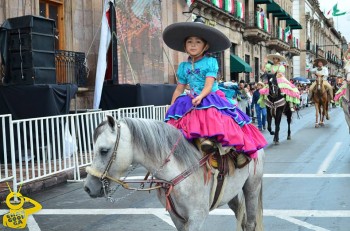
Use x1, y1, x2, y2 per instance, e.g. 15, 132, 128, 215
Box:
106, 115, 115, 129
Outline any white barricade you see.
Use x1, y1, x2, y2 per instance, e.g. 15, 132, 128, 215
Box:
2, 105, 168, 191
0, 114, 16, 187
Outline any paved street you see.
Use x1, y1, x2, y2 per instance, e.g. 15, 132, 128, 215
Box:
1, 105, 350, 231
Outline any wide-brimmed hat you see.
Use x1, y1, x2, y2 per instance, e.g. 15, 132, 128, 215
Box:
314, 58, 327, 66
266, 53, 287, 63
257, 81, 265, 87
162, 22, 231, 53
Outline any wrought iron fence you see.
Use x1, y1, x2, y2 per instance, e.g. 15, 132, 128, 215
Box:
55, 50, 87, 86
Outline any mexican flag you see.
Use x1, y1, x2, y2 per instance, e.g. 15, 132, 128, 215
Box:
186, 0, 195, 7
236, 2, 244, 20
256, 12, 262, 28
264, 17, 269, 32
212, 0, 223, 8
285, 26, 292, 41
278, 27, 283, 40
327, 3, 347, 17
224, 0, 234, 14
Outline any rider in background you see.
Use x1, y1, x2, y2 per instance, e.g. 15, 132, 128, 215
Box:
261, 53, 300, 111
309, 58, 333, 103
334, 73, 347, 106
163, 20, 267, 167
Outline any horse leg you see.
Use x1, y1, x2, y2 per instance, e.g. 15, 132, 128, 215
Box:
242, 156, 264, 231
325, 99, 330, 120
228, 192, 246, 231
286, 108, 292, 140
273, 113, 282, 144
267, 109, 275, 135
315, 103, 319, 128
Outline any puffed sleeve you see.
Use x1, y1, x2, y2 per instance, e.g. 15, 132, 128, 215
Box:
278, 65, 286, 73
176, 62, 187, 84
206, 57, 219, 78
265, 63, 272, 72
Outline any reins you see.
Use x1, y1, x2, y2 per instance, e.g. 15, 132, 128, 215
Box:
87, 114, 209, 222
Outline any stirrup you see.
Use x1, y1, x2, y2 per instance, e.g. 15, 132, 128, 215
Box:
200, 139, 216, 154
235, 153, 250, 169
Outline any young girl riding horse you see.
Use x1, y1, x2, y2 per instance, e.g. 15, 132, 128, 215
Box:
163, 21, 267, 167
260, 53, 300, 111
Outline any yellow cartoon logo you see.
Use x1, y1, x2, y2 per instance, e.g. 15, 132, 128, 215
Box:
2, 184, 42, 229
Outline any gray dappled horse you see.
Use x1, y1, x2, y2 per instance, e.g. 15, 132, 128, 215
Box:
84, 116, 265, 231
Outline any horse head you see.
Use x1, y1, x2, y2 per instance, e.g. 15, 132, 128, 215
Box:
267, 73, 280, 99
84, 115, 133, 198
314, 77, 326, 94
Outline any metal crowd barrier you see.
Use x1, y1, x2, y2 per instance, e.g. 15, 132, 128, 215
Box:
0, 105, 168, 192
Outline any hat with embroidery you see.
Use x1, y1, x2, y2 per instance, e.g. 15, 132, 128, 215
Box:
314, 58, 328, 66
266, 53, 287, 63
162, 21, 231, 53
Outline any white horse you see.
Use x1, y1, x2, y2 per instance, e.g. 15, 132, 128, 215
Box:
84, 116, 265, 231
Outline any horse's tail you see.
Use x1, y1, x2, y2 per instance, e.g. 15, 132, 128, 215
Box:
255, 182, 264, 231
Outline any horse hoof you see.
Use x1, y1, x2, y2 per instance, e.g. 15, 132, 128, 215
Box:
287, 136, 291, 140
315, 124, 319, 128
320, 123, 324, 127
270, 132, 275, 135
274, 141, 279, 145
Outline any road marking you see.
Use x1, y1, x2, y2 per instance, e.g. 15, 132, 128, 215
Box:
27, 216, 41, 231
263, 174, 350, 178
112, 174, 350, 180
1, 209, 349, 231
2, 208, 350, 217
275, 215, 330, 231
317, 142, 342, 174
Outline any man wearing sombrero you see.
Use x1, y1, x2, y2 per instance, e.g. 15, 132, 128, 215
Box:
309, 58, 333, 104
163, 20, 267, 168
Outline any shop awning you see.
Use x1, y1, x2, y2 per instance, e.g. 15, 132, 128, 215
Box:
267, 1, 288, 19
230, 54, 252, 73
286, 18, 302, 29
255, 0, 272, 3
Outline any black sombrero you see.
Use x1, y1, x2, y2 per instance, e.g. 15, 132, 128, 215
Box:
162, 22, 231, 53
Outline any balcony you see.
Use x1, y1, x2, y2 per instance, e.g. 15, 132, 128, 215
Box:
288, 38, 300, 56
289, 47, 300, 56
265, 27, 290, 51
189, 0, 245, 27
55, 50, 87, 86
243, 12, 271, 42
317, 47, 325, 58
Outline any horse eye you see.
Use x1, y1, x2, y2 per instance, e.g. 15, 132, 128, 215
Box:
100, 148, 110, 155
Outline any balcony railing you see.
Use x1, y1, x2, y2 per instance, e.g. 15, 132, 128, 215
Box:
190, 0, 245, 22
55, 50, 87, 86
245, 12, 270, 33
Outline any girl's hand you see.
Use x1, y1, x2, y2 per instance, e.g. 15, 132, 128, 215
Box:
192, 96, 203, 106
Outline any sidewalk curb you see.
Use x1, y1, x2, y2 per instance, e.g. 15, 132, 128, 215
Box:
0, 169, 88, 202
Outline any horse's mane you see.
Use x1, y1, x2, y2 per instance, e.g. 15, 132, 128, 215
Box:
122, 118, 201, 168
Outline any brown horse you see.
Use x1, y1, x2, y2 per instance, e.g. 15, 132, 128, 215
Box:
311, 78, 329, 128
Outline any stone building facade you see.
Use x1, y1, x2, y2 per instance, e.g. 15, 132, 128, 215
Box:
293, 0, 345, 79
0, 0, 321, 110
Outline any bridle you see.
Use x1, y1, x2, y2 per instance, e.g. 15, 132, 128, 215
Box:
86, 120, 170, 192
86, 119, 211, 221
268, 74, 279, 99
